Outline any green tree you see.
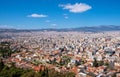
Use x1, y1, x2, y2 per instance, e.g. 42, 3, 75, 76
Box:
21, 71, 35, 77
0, 41, 12, 58
93, 58, 99, 67
0, 59, 4, 72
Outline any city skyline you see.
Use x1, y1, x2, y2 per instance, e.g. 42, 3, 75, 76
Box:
0, 0, 120, 29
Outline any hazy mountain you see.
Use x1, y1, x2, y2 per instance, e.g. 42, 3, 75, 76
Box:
0, 25, 120, 33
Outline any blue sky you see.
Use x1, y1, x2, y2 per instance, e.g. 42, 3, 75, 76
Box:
0, 0, 120, 29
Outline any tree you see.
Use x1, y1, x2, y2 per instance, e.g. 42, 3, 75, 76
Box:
20, 71, 35, 77
0, 60, 75, 77
0, 41, 12, 58
0, 59, 4, 72
93, 58, 99, 67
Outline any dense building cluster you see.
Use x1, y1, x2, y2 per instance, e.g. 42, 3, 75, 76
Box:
0, 31, 120, 77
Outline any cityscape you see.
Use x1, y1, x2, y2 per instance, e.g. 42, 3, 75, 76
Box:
0, 0, 120, 77
0, 30, 120, 77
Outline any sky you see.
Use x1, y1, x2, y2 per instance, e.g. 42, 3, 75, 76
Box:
0, 0, 120, 29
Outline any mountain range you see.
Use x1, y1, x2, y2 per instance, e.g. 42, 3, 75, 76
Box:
0, 25, 120, 33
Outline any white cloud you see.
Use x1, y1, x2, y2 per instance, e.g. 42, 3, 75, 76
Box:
59, 3, 92, 13
51, 24, 57, 27
27, 13, 47, 18
63, 14, 69, 19
65, 16, 68, 19
45, 20, 50, 23
0, 25, 14, 29
63, 14, 67, 16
